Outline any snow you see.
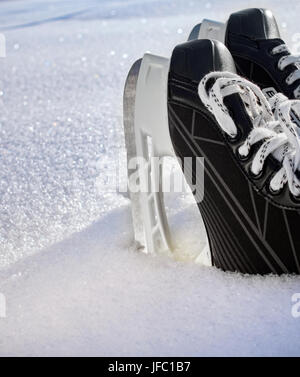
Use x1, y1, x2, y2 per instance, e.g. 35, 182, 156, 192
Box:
0, 0, 300, 357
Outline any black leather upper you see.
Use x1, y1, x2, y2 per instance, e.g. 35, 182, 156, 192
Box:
168, 39, 300, 274
170, 39, 236, 83
227, 8, 281, 40
225, 8, 300, 99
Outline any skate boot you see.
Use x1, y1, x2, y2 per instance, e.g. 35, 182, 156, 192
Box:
189, 8, 300, 100
124, 39, 300, 275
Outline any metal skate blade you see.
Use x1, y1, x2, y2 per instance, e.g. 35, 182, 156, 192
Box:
188, 23, 201, 41
123, 59, 146, 251
189, 20, 227, 44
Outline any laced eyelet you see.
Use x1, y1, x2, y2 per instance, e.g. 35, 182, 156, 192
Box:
249, 167, 264, 180
237, 148, 250, 162
226, 129, 241, 144
268, 184, 283, 196
268, 48, 275, 56
278, 64, 284, 72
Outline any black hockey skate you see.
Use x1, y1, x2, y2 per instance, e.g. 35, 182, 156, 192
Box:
189, 8, 300, 100
124, 38, 300, 275
168, 39, 300, 274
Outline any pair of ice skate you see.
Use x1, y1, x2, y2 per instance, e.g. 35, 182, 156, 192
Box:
123, 8, 300, 275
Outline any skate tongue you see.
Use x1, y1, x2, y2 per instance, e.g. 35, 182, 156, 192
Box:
227, 8, 281, 40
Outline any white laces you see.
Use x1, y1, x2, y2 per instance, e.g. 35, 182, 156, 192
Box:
269, 92, 300, 136
198, 72, 300, 197
271, 44, 300, 99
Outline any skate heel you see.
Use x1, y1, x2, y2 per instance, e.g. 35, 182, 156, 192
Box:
188, 20, 227, 44
123, 54, 175, 254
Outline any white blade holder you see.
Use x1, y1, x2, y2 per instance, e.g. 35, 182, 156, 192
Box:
189, 19, 227, 44
123, 54, 175, 254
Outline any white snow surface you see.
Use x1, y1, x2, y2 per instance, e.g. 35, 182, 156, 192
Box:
0, 0, 300, 357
